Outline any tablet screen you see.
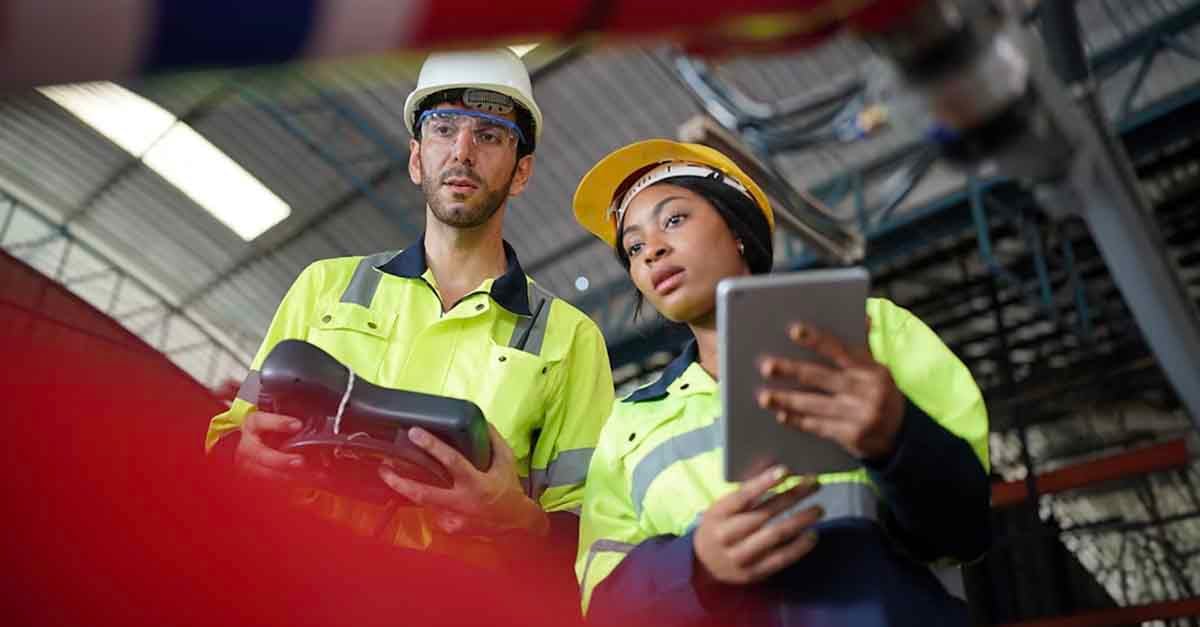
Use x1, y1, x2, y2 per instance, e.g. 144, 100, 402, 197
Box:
718, 267, 869, 481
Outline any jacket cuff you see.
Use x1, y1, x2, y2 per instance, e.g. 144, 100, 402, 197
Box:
209, 430, 241, 467
862, 398, 930, 477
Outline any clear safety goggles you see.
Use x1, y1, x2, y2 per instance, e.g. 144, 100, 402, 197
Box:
417, 108, 526, 149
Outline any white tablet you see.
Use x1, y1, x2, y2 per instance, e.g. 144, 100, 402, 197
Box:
717, 267, 869, 481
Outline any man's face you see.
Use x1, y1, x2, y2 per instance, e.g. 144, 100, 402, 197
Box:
408, 101, 534, 229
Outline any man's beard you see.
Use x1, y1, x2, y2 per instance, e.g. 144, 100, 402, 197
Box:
422, 164, 514, 229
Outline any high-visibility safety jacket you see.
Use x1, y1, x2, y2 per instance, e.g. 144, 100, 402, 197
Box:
207, 237, 614, 561
576, 298, 991, 626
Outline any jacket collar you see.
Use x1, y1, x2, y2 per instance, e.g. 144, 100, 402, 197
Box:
376, 233, 533, 316
623, 339, 701, 403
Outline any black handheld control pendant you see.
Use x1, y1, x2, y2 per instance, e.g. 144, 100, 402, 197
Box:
256, 339, 492, 503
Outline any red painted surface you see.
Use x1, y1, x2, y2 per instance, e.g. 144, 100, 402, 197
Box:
0, 250, 582, 627
991, 439, 1191, 509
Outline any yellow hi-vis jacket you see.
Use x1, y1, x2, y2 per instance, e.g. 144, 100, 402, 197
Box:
207, 239, 614, 560
576, 297, 989, 615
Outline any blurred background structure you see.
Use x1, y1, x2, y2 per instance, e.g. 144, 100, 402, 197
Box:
2, 0, 1199, 624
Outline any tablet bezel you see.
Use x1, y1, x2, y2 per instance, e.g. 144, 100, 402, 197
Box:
717, 267, 870, 481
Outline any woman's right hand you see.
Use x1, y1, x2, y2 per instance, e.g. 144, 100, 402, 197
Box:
693, 466, 824, 586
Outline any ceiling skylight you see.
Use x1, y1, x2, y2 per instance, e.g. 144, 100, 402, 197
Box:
39, 82, 290, 241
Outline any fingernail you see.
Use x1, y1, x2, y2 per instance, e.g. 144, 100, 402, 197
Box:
289, 457, 303, 467
772, 465, 788, 481
789, 323, 806, 341
759, 360, 775, 376
757, 390, 771, 408
776, 411, 787, 424
408, 428, 429, 445
287, 419, 302, 430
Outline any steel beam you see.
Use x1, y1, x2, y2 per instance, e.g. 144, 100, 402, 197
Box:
997, 597, 1200, 627
991, 439, 1192, 509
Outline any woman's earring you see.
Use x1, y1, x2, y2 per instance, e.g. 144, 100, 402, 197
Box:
737, 240, 745, 255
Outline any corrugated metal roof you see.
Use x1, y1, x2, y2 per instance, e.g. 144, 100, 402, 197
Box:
2, 1, 1194, 356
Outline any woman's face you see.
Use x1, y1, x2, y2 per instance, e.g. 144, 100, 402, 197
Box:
619, 182, 750, 324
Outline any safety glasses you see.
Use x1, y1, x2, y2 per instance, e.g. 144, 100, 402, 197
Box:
417, 108, 526, 149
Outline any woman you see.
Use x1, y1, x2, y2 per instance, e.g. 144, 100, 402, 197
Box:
572, 139, 991, 626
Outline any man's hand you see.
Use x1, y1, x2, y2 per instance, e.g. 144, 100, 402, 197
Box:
756, 320, 906, 461
693, 466, 823, 586
235, 411, 309, 481
377, 424, 548, 536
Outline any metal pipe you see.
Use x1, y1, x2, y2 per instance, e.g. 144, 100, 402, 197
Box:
1028, 0, 1200, 424
678, 115, 864, 263
1038, 0, 1090, 85
997, 597, 1200, 627
991, 438, 1192, 509
1069, 105, 1200, 425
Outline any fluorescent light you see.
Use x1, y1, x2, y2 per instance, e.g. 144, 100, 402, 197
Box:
509, 43, 539, 58
39, 83, 175, 155
143, 124, 290, 240
39, 82, 290, 241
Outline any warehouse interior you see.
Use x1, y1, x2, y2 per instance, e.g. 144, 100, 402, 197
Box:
2, 1, 1199, 625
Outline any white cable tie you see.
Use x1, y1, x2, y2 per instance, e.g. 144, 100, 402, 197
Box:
332, 370, 356, 435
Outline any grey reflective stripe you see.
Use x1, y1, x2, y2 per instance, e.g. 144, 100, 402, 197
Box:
773, 481, 879, 522
509, 283, 553, 355
580, 539, 636, 590
236, 370, 261, 404
932, 565, 967, 601
339, 251, 398, 306
746, 482, 966, 600
683, 483, 879, 533
529, 447, 594, 498
664, 473, 965, 601
630, 421, 722, 517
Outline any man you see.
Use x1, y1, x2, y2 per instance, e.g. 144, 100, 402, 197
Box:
205, 49, 614, 564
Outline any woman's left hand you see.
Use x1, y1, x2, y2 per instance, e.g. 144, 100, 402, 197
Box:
756, 320, 905, 461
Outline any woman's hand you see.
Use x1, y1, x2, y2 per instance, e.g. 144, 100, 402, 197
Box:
756, 320, 905, 461
693, 466, 823, 586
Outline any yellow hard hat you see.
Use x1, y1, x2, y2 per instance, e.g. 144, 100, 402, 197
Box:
573, 139, 774, 248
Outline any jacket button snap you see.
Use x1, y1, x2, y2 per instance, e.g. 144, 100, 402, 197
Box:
321, 315, 332, 323
367, 322, 377, 329
499, 356, 507, 363
476, 303, 485, 311
680, 383, 690, 390
628, 433, 636, 442
541, 366, 548, 374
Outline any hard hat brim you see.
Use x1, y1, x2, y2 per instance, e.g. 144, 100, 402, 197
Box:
573, 139, 773, 248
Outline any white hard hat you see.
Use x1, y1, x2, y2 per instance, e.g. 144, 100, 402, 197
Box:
403, 48, 543, 148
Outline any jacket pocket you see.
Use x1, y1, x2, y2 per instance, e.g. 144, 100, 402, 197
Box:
306, 302, 396, 374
